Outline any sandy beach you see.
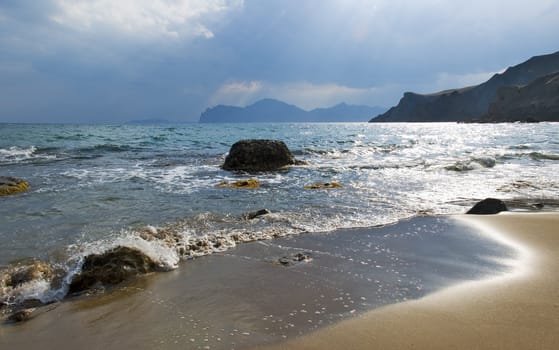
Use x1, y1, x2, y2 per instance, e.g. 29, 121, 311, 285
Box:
260, 212, 559, 350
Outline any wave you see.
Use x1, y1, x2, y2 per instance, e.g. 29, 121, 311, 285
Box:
296, 143, 412, 157
75, 144, 137, 153
445, 157, 496, 172
0, 146, 60, 164
0, 146, 37, 163
0, 203, 409, 311
497, 151, 559, 162
528, 152, 559, 161
0, 210, 324, 308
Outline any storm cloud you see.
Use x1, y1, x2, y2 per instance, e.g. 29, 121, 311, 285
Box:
1, 0, 558, 122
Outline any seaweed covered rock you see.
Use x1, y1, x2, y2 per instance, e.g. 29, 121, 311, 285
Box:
304, 182, 343, 189
6, 308, 35, 323
68, 246, 159, 294
216, 178, 260, 189
222, 139, 303, 172
0, 177, 29, 196
466, 198, 508, 214
2, 259, 53, 289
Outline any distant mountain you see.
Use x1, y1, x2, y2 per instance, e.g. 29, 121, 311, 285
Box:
483, 71, 559, 122
199, 99, 385, 123
371, 51, 559, 122
308, 103, 385, 122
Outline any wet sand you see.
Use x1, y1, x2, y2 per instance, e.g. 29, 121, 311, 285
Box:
261, 212, 559, 350
0, 216, 523, 349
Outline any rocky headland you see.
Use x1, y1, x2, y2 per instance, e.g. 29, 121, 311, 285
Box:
483, 71, 559, 122
371, 51, 559, 123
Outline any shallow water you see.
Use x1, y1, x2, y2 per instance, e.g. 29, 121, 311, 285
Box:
0, 122, 558, 304
0, 217, 515, 350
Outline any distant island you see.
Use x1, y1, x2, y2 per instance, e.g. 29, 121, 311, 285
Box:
126, 118, 171, 125
371, 51, 559, 123
199, 99, 385, 123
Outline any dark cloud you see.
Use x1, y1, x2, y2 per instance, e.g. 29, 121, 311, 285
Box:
1, 0, 558, 123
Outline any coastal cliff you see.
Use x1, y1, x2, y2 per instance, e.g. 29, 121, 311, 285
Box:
371, 51, 559, 122
200, 99, 384, 123
483, 72, 559, 122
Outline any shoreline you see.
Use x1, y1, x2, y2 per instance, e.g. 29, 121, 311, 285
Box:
258, 212, 559, 350
0, 215, 515, 349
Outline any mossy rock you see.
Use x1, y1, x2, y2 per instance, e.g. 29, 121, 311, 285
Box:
2, 259, 54, 288
216, 178, 260, 189
68, 246, 159, 294
304, 182, 343, 190
7, 308, 35, 323
0, 177, 29, 196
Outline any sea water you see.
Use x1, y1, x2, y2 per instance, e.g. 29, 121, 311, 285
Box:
1, 122, 558, 305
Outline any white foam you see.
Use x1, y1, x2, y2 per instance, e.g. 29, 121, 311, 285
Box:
0, 146, 37, 163
0, 279, 52, 305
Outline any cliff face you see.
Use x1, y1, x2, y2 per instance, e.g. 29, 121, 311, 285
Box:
200, 99, 384, 123
484, 72, 559, 122
371, 51, 559, 122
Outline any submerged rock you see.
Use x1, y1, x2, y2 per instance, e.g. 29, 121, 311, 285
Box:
222, 139, 304, 172
0, 177, 29, 196
242, 209, 271, 220
216, 178, 260, 189
68, 246, 159, 294
466, 198, 508, 214
6, 308, 35, 323
304, 182, 343, 189
277, 252, 313, 267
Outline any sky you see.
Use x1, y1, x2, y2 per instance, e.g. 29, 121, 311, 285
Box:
1, 0, 558, 123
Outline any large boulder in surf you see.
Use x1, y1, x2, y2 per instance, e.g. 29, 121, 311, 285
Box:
222, 139, 304, 172
68, 246, 159, 294
466, 198, 508, 214
0, 177, 29, 196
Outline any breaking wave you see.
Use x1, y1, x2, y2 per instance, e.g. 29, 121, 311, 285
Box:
1, 209, 364, 308
445, 157, 496, 172
528, 152, 559, 161
0, 146, 62, 164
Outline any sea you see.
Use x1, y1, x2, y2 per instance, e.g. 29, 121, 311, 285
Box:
1, 122, 558, 309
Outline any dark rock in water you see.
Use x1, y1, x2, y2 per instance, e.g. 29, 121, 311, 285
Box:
242, 209, 271, 220
277, 252, 312, 266
466, 198, 508, 214
222, 139, 304, 172
532, 203, 545, 210
304, 182, 343, 189
0, 176, 29, 196
68, 246, 159, 294
7, 308, 35, 323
